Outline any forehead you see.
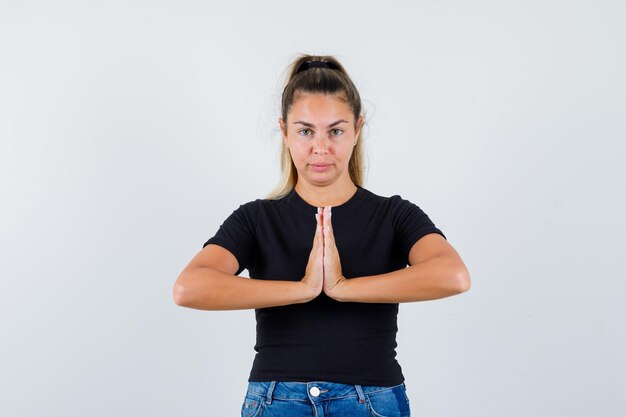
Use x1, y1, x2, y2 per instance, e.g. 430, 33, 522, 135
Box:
289, 92, 351, 117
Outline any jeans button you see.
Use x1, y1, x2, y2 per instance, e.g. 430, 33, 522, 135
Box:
309, 386, 320, 397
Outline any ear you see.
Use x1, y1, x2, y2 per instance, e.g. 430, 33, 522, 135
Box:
355, 115, 363, 137
279, 117, 288, 145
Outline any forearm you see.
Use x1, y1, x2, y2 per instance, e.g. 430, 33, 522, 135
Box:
174, 267, 314, 311
331, 256, 469, 303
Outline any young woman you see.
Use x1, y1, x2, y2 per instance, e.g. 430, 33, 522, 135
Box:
174, 54, 471, 417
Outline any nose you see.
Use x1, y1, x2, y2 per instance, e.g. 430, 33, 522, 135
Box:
313, 136, 329, 154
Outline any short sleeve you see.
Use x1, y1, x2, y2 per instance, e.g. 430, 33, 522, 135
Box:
390, 195, 447, 265
202, 201, 258, 276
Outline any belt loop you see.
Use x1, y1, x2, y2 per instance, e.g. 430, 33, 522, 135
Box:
265, 381, 277, 404
354, 384, 366, 404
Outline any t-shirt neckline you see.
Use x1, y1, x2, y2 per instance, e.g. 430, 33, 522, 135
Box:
289, 185, 365, 214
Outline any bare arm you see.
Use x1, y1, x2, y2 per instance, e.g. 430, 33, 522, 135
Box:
329, 233, 471, 303
173, 244, 316, 311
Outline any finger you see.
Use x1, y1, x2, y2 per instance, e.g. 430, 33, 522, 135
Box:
324, 226, 332, 249
326, 206, 332, 227
314, 213, 323, 246
324, 206, 333, 240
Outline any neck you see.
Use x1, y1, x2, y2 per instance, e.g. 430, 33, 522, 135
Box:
295, 180, 358, 208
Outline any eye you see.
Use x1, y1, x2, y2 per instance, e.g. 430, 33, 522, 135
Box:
298, 129, 312, 136
330, 129, 343, 136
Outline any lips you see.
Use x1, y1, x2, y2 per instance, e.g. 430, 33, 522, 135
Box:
310, 163, 332, 172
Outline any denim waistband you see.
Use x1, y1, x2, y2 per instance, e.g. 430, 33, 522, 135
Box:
246, 380, 406, 405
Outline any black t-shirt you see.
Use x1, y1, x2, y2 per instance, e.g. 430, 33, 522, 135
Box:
203, 185, 446, 386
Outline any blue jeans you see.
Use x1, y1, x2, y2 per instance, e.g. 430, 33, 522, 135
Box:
241, 380, 411, 417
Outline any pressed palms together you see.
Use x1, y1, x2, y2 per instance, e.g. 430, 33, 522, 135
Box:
302, 206, 347, 300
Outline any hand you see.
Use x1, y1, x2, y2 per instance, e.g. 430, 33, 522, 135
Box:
301, 207, 324, 300
321, 206, 347, 299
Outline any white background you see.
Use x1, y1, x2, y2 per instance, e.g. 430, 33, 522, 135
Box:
1, 1, 624, 416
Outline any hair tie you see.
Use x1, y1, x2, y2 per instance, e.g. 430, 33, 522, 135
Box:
296, 60, 339, 73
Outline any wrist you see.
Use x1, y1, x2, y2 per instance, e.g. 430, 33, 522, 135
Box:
299, 280, 319, 303
327, 276, 348, 302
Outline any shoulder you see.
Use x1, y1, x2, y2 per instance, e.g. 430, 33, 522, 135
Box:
218, 199, 262, 230
227, 189, 294, 216
254, 190, 297, 211
358, 186, 416, 210
230, 195, 287, 224
229, 198, 261, 216
362, 188, 439, 231
355, 186, 391, 205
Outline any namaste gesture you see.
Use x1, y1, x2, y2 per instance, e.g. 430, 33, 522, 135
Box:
302, 206, 346, 300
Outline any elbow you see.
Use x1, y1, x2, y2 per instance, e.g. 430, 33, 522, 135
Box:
173, 282, 187, 306
454, 267, 471, 293
173, 267, 223, 310
173, 268, 220, 309
173, 272, 193, 307
439, 257, 471, 295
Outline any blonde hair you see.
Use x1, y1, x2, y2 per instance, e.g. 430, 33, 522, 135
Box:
264, 54, 367, 200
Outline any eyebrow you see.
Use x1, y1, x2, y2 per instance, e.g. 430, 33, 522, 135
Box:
293, 120, 349, 128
